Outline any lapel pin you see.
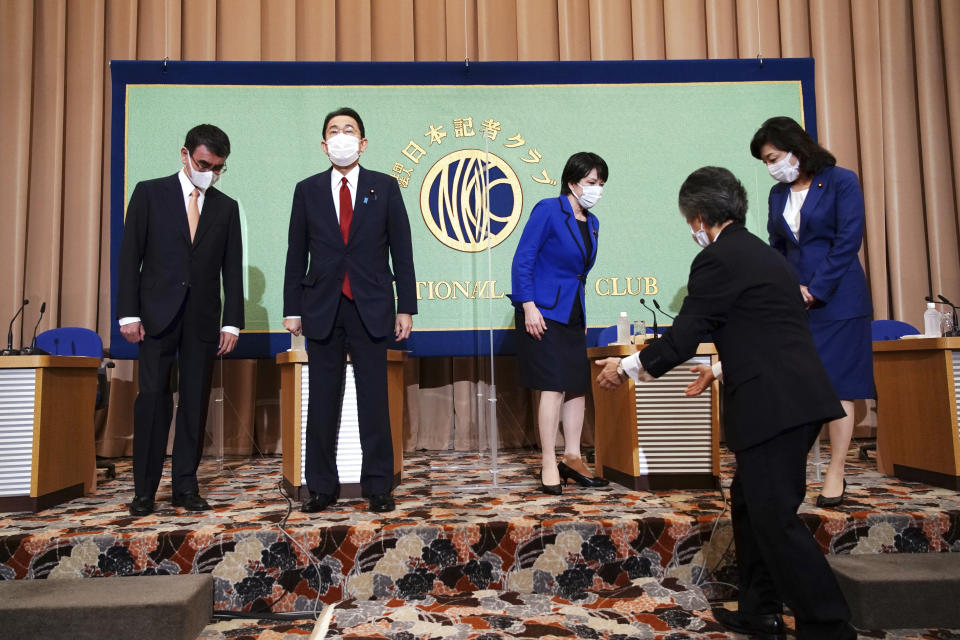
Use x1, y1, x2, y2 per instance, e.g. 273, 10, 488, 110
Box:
818, 183, 823, 188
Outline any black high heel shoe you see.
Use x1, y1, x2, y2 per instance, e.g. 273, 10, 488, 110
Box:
558, 461, 610, 488
539, 469, 562, 495
816, 479, 847, 508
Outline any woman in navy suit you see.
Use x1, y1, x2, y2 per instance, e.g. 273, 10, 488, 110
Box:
751, 117, 874, 507
510, 152, 609, 495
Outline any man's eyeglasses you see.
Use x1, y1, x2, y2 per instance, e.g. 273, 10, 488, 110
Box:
189, 153, 227, 174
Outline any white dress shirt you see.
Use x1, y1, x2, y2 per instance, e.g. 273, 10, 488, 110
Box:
119, 169, 239, 337
782, 187, 808, 241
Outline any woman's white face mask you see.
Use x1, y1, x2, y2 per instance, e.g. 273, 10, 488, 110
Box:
767, 151, 799, 184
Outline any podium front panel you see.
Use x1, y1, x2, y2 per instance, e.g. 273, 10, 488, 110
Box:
954, 352, 960, 446
589, 344, 719, 491
635, 355, 713, 475
0, 369, 36, 497
300, 364, 362, 485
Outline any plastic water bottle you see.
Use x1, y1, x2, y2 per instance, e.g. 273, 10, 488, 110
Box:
924, 302, 941, 337
616, 312, 630, 344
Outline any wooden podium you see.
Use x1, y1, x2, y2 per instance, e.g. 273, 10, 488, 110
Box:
873, 336, 960, 489
276, 349, 407, 499
0, 355, 99, 512
588, 343, 720, 490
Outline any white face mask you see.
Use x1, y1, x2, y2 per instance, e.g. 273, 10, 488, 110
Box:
325, 133, 361, 167
575, 184, 603, 209
185, 154, 217, 191
691, 222, 711, 248
768, 151, 799, 183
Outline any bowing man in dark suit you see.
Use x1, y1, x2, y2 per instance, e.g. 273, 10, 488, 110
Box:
283, 107, 416, 514
117, 124, 244, 517
596, 167, 855, 640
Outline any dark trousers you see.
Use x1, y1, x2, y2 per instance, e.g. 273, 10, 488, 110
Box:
731, 422, 855, 639
304, 295, 393, 497
133, 305, 216, 498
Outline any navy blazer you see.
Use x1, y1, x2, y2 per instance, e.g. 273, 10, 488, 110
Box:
510, 196, 599, 324
639, 223, 844, 451
283, 166, 417, 340
116, 173, 244, 340
767, 165, 872, 323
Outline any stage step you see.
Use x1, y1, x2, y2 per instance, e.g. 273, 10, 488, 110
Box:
0, 574, 213, 640
828, 553, 960, 630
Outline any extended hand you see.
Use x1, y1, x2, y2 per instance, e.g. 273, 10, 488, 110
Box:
799, 284, 815, 308
395, 313, 413, 340
120, 321, 145, 343
685, 364, 715, 397
595, 357, 626, 390
217, 331, 238, 356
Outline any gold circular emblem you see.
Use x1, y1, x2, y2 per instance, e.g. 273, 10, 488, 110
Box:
419, 149, 523, 253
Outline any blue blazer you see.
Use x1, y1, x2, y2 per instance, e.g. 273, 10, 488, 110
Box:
510, 196, 599, 324
767, 165, 872, 323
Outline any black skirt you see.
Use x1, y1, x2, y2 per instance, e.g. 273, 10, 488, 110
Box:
514, 304, 589, 394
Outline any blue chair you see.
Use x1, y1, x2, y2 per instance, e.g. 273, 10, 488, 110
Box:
35, 327, 117, 478
871, 319, 920, 341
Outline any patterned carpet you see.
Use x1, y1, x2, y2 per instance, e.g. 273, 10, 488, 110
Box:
1, 444, 959, 628
198, 599, 960, 640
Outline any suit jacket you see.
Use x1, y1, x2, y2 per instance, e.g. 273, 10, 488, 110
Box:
283, 166, 417, 339
509, 196, 600, 324
116, 173, 244, 340
767, 165, 872, 322
639, 223, 843, 451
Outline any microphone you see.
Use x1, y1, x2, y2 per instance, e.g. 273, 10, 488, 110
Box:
20, 302, 49, 356
652, 299, 676, 320
2, 299, 28, 356
639, 298, 659, 339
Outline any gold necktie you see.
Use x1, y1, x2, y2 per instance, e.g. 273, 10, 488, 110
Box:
187, 187, 200, 241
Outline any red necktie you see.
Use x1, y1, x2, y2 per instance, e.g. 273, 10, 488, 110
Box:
339, 177, 353, 299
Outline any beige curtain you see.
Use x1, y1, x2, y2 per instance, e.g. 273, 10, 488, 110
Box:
2, 0, 957, 454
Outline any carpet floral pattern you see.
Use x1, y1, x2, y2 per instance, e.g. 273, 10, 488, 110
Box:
1, 446, 958, 614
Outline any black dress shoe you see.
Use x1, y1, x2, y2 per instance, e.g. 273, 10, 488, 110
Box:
816, 479, 847, 508
128, 495, 154, 517
368, 494, 395, 513
713, 607, 785, 639
558, 461, 610, 488
539, 470, 562, 496
301, 493, 336, 513
172, 492, 211, 512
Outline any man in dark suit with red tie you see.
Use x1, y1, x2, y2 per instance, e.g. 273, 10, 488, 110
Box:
283, 107, 417, 514
117, 124, 244, 517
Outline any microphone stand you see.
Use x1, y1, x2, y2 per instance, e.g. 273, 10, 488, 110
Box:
639, 298, 658, 338
20, 302, 49, 355
2, 299, 29, 356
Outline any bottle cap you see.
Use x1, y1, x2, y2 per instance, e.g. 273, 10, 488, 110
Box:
620, 311, 628, 317
928, 302, 936, 309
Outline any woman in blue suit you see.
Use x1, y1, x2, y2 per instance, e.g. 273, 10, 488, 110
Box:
510, 152, 609, 495
751, 117, 874, 507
